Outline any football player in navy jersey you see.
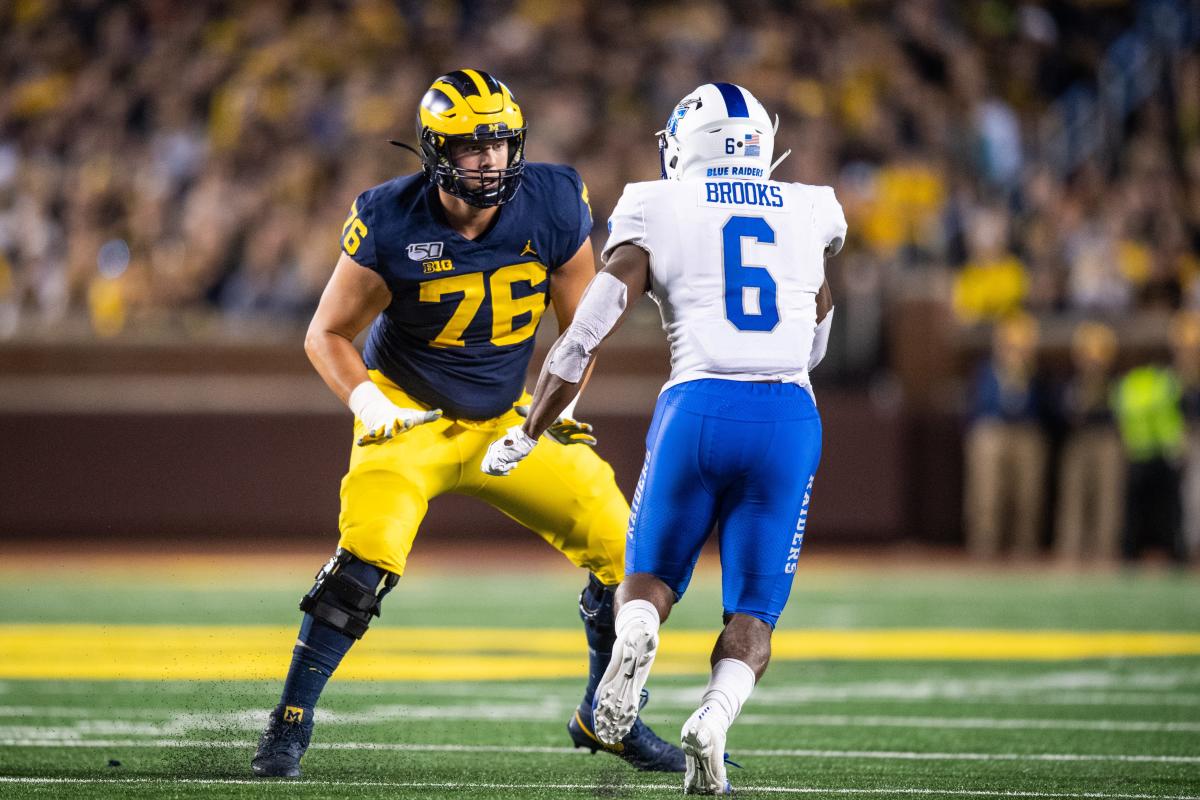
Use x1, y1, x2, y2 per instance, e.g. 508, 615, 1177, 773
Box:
251, 69, 683, 778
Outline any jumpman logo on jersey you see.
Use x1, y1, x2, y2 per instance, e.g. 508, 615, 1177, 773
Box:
520, 239, 538, 257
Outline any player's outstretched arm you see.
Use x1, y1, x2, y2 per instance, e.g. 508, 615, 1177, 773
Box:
538, 237, 602, 444
305, 253, 442, 446
481, 243, 649, 476
526, 242, 650, 437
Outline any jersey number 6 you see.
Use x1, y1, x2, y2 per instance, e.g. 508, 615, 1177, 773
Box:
722, 216, 779, 332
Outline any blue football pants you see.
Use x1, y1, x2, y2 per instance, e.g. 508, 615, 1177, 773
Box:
626, 379, 822, 626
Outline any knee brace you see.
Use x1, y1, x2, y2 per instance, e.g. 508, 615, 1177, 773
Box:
299, 549, 398, 639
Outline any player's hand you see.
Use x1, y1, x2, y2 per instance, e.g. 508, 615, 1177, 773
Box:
349, 381, 442, 447
357, 407, 443, 446
515, 405, 597, 446
481, 425, 538, 476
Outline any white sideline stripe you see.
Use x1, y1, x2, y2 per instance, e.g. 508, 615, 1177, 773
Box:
1, 738, 1198, 764
0, 778, 1196, 799
5, 709, 1199, 735
678, 671, 1200, 706
736, 714, 1200, 733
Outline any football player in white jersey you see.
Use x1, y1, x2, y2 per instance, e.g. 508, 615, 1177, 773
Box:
482, 82, 846, 795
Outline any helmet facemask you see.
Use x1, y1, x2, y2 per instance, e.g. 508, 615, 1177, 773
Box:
421, 125, 527, 208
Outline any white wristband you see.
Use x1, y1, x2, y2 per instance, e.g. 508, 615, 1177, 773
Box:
347, 381, 402, 432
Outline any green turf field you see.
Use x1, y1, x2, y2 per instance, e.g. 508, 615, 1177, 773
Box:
2, 554, 1199, 798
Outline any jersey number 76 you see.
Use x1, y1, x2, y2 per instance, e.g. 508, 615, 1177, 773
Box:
418, 263, 547, 348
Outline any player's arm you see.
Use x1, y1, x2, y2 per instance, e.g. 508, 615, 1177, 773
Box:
816, 278, 832, 324
810, 185, 845, 372
529, 242, 649, 436
305, 253, 441, 445
519, 236, 601, 445
548, 236, 598, 333
481, 243, 649, 476
305, 253, 390, 403
809, 274, 835, 371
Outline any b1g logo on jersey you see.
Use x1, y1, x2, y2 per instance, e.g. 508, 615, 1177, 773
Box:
407, 242, 444, 261
422, 259, 454, 273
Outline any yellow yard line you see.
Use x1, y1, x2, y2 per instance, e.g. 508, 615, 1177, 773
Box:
2, 626, 1200, 681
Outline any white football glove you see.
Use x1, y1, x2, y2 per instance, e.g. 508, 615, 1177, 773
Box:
481, 425, 538, 476
349, 381, 442, 447
514, 405, 596, 446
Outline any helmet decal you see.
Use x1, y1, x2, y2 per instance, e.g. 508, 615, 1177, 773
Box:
742, 132, 761, 157
666, 96, 702, 137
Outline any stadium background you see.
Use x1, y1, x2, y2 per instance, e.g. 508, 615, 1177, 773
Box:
3, 2, 1200, 798
2, 0, 1199, 556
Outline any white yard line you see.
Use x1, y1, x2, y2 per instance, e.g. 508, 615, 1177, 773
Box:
735, 714, 1200, 732
675, 671, 1200, 706
0, 738, 1197, 764
4, 706, 1198, 734
0, 776, 1196, 799
947, 692, 1200, 707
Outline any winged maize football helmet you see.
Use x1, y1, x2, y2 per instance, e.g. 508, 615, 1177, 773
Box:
657, 83, 781, 181
413, 69, 526, 207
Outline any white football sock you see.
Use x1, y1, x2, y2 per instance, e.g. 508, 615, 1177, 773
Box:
698, 658, 756, 729
614, 599, 660, 639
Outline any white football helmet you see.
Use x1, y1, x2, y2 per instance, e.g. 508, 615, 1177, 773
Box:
657, 83, 788, 181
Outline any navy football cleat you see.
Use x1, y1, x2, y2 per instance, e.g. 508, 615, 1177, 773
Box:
251, 705, 313, 778
568, 689, 685, 772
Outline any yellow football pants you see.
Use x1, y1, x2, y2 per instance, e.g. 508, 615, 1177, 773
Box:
337, 371, 628, 585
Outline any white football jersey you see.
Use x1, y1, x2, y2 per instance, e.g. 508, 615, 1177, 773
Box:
602, 176, 846, 392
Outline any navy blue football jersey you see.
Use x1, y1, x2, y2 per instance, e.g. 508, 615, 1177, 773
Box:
341, 163, 593, 419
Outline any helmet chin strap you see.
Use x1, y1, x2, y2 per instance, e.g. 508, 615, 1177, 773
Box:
768, 115, 790, 177
768, 148, 791, 177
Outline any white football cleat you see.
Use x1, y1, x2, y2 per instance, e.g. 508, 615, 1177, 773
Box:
681, 706, 732, 795
591, 621, 658, 745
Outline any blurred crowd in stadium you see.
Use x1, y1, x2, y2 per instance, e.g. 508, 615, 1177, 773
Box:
1, 0, 1198, 560
1, 0, 1197, 335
